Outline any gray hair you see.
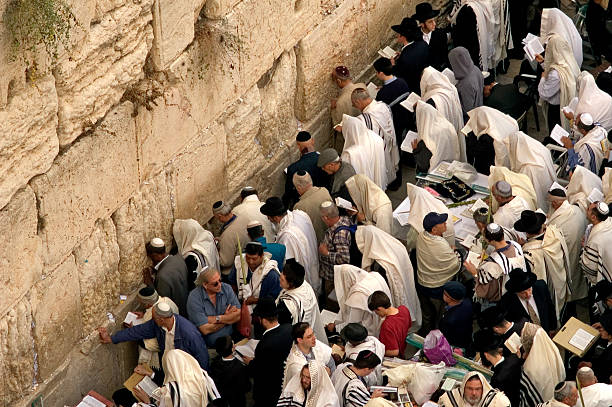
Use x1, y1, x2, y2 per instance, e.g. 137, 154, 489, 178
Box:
292, 171, 313, 190
320, 201, 339, 218
493, 180, 512, 198
554, 381, 576, 402
213, 202, 232, 216
195, 268, 220, 286
351, 88, 371, 104
576, 367, 597, 386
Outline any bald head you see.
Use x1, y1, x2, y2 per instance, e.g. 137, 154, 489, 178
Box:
576, 367, 597, 387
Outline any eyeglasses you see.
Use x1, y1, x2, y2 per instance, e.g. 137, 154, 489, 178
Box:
208, 280, 221, 287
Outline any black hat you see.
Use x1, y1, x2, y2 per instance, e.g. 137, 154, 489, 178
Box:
549, 188, 567, 198
423, 212, 448, 232
601, 309, 612, 333
443, 281, 466, 301
260, 197, 286, 217
473, 329, 503, 353
296, 131, 312, 142
252, 297, 278, 318
513, 210, 546, 235
478, 306, 507, 330
505, 269, 537, 293
595, 280, 612, 302
412, 3, 440, 23
484, 72, 496, 86
391, 17, 420, 39
340, 323, 368, 343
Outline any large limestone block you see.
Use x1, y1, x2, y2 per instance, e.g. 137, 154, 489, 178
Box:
0, 187, 42, 317
202, 0, 241, 19
112, 169, 175, 293
73, 218, 120, 336
151, 0, 195, 70
31, 256, 81, 381
31, 102, 139, 268
0, 299, 35, 405
0, 76, 58, 209
365, 0, 406, 57
55, 0, 153, 146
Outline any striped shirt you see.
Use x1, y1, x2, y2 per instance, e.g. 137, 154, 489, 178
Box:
333, 366, 371, 407
319, 216, 354, 280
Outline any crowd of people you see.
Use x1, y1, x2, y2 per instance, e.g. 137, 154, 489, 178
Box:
96, 1, 612, 406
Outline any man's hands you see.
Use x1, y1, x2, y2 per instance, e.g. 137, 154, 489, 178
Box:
319, 242, 330, 256
142, 266, 154, 286
331, 99, 338, 109
560, 136, 573, 150
133, 364, 153, 377
534, 54, 544, 64
371, 388, 385, 399
245, 296, 258, 306
463, 260, 478, 277
132, 386, 151, 404
411, 138, 419, 151
98, 327, 112, 344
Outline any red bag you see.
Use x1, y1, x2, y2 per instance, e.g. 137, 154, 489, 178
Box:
238, 300, 251, 338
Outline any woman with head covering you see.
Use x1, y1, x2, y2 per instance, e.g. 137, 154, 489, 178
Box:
540, 8, 583, 67
277, 360, 340, 407
173, 219, 220, 289
420, 67, 466, 138
345, 174, 393, 234
448, 46, 484, 116
568, 72, 612, 131
340, 114, 388, 190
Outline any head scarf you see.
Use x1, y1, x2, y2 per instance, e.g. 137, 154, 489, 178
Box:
406, 183, 455, 239
420, 67, 466, 142
459, 371, 494, 402
448, 47, 484, 113
415, 100, 461, 170
173, 219, 220, 274
280, 360, 339, 407
540, 8, 583, 67
341, 114, 388, 190
575, 71, 612, 131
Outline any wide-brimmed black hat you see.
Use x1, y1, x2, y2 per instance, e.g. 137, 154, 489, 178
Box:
412, 3, 440, 23
473, 329, 503, 353
391, 17, 420, 39
505, 269, 537, 293
595, 280, 612, 302
341, 323, 368, 343
477, 305, 507, 330
513, 210, 546, 235
260, 197, 286, 217
252, 297, 278, 318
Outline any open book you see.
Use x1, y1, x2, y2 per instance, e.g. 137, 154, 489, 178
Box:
123, 311, 144, 326
523, 34, 544, 62
400, 131, 419, 153
549, 124, 569, 146
378, 46, 396, 59
366, 82, 378, 99
399, 92, 421, 112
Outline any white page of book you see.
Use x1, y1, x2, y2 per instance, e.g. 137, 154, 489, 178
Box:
392, 196, 411, 226
549, 181, 566, 193
77, 395, 106, 407
236, 339, 260, 359
549, 124, 569, 145
366, 82, 378, 99
504, 332, 522, 354
320, 310, 339, 326
123, 312, 144, 326
399, 93, 421, 112
136, 376, 160, 397
378, 46, 396, 59
569, 328, 595, 351
400, 131, 419, 153
588, 188, 604, 203
335, 197, 355, 211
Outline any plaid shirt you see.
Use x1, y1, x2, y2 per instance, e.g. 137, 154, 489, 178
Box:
319, 216, 354, 280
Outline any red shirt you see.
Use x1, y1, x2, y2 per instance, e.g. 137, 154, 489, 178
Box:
378, 306, 412, 356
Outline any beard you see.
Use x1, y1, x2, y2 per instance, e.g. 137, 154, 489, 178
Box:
464, 396, 482, 406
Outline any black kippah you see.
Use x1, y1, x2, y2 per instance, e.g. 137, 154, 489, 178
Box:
296, 131, 311, 142
296, 170, 307, 176
549, 188, 566, 197
212, 200, 223, 208
139, 286, 156, 296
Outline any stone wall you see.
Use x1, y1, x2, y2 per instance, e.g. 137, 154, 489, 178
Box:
0, 0, 413, 405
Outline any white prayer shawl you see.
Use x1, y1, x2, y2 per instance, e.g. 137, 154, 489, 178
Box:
415, 100, 461, 169
505, 131, 557, 212
283, 341, 333, 390
232, 194, 276, 241
540, 8, 583, 67
333, 264, 391, 336
603, 168, 612, 204
488, 165, 538, 213
277, 281, 329, 346
234, 253, 279, 312
341, 114, 388, 190
356, 225, 422, 327
573, 125, 607, 175
345, 175, 393, 234
479, 240, 526, 297
439, 371, 510, 407
173, 219, 220, 275
575, 72, 612, 131
277, 210, 321, 294
462, 106, 520, 168
522, 325, 565, 402
492, 196, 530, 232
547, 200, 589, 300
278, 360, 340, 407
566, 165, 603, 212
420, 67, 467, 142
406, 183, 456, 245
360, 101, 400, 182
581, 217, 612, 283
572, 383, 612, 407
450, 0, 498, 71
344, 336, 386, 386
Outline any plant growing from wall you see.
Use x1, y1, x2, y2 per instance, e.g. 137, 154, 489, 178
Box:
3, 0, 76, 69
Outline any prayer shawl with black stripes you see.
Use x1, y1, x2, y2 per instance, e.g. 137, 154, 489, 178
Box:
439, 371, 510, 407
278, 360, 339, 407
581, 217, 612, 284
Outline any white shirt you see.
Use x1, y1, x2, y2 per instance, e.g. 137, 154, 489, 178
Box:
538, 69, 561, 105
493, 357, 505, 368
573, 383, 612, 407
263, 323, 280, 336
519, 295, 540, 320
422, 30, 432, 44
154, 254, 170, 271
401, 41, 414, 51
163, 317, 176, 352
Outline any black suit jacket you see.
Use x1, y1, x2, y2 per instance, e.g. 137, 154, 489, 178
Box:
491, 354, 523, 406
427, 29, 449, 71
484, 83, 527, 119
283, 151, 328, 209
586, 339, 612, 384
249, 323, 293, 407
376, 77, 412, 140
394, 40, 430, 94
155, 254, 190, 316
500, 280, 557, 332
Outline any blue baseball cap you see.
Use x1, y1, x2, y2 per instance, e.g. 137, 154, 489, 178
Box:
423, 212, 448, 232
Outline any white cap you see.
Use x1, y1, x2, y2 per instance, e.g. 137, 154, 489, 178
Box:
581, 113, 594, 126
596, 201, 609, 216
486, 223, 501, 233
247, 220, 262, 228
150, 237, 165, 248
154, 301, 173, 317
321, 200, 333, 208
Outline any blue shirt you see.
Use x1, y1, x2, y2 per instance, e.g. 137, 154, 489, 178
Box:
255, 236, 286, 270
228, 263, 282, 300
186, 283, 241, 346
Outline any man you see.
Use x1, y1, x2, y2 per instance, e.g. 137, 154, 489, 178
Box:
186, 268, 241, 347
332, 350, 384, 407
317, 148, 356, 200
438, 281, 473, 350
575, 367, 612, 407
368, 291, 411, 358
283, 131, 328, 209
416, 212, 461, 335
331, 66, 367, 126
537, 382, 578, 407
477, 305, 527, 357
472, 206, 518, 243
210, 336, 251, 407
483, 74, 526, 119
581, 309, 612, 384
561, 113, 607, 174
213, 200, 251, 272
352, 88, 400, 189
246, 220, 286, 271
277, 361, 340, 407
412, 2, 448, 70
500, 269, 557, 334
261, 196, 320, 294
581, 201, 612, 284
319, 201, 356, 301
98, 301, 209, 369
514, 210, 571, 321
143, 237, 189, 316
373, 57, 411, 140
473, 329, 522, 407
243, 298, 293, 407
341, 323, 385, 385
277, 259, 328, 345
491, 180, 530, 232
438, 371, 511, 407
232, 186, 275, 240
283, 322, 334, 389
293, 170, 333, 242
390, 17, 429, 93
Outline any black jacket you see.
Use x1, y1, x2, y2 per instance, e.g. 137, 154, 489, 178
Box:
427, 29, 449, 71
394, 40, 430, 94
376, 77, 412, 140
500, 280, 557, 332
155, 255, 190, 316
491, 355, 523, 406
484, 83, 526, 120
499, 318, 527, 357
210, 356, 251, 407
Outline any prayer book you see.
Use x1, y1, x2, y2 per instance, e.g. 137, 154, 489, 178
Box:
335, 197, 356, 212
548, 181, 566, 193
400, 131, 419, 153
331, 343, 345, 358
399, 93, 421, 112
549, 124, 569, 146
504, 332, 522, 354
77, 395, 106, 407
441, 378, 456, 392
378, 46, 397, 59
522, 34, 544, 62
123, 312, 144, 326
568, 328, 595, 351
587, 188, 604, 204
460, 234, 477, 249
366, 82, 379, 99
553, 317, 600, 357
320, 309, 339, 326
369, 386, 399, 401
460, 198, 488, 218
392, 196, 411, 226
136, 376, 160, 398
441, 68, 457, 85
235, 339, 259, 360
465, 250, 482, 266
602, 139, 610, 152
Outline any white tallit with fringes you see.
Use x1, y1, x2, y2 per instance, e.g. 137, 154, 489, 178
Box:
415, 100, 461, 169
540, 8, 583, 67
278, 360, 340, 407
420, 67, 466, 141
450, 0, 498, 71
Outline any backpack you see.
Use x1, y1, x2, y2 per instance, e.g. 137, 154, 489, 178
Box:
332, 224, 363, 267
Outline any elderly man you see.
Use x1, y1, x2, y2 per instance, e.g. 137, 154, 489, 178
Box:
317, 148, 356, 199
143, 237, 189, 316
186, 268, 241, 347
261, 197, 320, 293
331, 66, 366, 126
246, 220, 286, 271
232, 186, 275, 240
277, 360, 339, 407
416, 212, 461, 335
98, 301, 209, 369
213, 200, 251, 272
492, 180, 530, 232
390, 17, 429, 93
283, 131, 328, 209
283, 322, 334, 389
538, 382, 579, 407
293, 170, 333, 242
575, 367, 612, 407
561, 113, 607, 174
439, 371, 511, 407
581, 202, 612, 284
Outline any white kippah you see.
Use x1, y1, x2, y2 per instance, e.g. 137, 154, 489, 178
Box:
581, 113, 594, 126
486, 223, 501, 233
247, 220, 262, 228
150, 237, 165, 248
597, 201, 609, 215
321, 201, 333, 208
158, 302, 171, 312
482, 71, 490, 78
